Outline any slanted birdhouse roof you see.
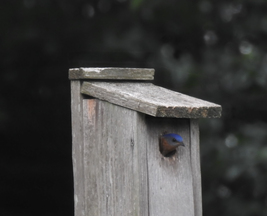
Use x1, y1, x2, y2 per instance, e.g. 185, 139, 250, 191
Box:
69, 67, 221, 118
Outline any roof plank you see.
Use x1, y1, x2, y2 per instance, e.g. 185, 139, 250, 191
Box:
81, 82, 222, 118
69, 67, 154, 80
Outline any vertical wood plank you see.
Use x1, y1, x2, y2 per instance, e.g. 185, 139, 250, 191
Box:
70, 81, 85, 216
145, 117, 195, 216
82, 99, 149, 216
190, 119, 202, 216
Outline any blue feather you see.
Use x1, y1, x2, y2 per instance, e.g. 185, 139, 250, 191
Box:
162, 133, 183, 142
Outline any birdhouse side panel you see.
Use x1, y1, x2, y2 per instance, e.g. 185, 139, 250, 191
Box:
82, 99, 149, 216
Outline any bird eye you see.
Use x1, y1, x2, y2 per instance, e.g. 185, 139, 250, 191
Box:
172, 138, 177, 142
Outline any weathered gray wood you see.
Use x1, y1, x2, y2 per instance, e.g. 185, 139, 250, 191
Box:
190, 119, 202, 216
80, 100, 201, 216
81, 82, 222, 118
145, 117, 195, 216
70, 67, 220, 216
70, 81, 85, 216
82, 99, 149, 216
69, 67, 154, 80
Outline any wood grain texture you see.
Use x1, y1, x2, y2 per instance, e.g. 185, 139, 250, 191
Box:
72, 99, 203, 215
190, 119, 202, 216
82, 99, 149, 216
81, 82, 222, 118
69, 67, 154, 80
70, 81, 85, 216
145, 117, 195, 216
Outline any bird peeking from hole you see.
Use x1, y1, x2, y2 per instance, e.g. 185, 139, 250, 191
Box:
159, 133, 184, 157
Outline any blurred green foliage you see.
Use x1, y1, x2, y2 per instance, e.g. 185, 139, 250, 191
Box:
1, 0, 267, 215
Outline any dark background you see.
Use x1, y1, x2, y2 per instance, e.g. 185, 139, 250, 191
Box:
1, 0, 267, 215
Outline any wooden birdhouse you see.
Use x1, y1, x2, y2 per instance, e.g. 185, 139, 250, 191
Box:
69, 67, 221, 216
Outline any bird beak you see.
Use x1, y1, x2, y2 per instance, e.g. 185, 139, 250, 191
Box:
179, 142, 185, 147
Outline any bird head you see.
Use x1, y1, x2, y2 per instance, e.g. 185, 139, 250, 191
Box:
162, 133, 184, 147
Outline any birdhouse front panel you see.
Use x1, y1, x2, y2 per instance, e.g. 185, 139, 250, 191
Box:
145, 117, 195, 216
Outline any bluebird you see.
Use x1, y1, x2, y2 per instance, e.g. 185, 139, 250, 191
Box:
159, 133, 184, 157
